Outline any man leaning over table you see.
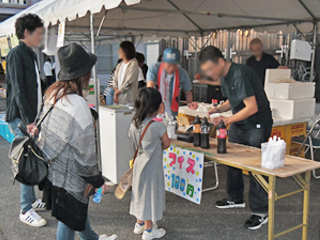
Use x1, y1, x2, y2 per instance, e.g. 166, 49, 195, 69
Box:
199, 46, 273, 231
146, 47, 198, 116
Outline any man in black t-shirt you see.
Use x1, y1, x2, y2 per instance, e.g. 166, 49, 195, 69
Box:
199, 46, 273, 231
246, 38, 280, 86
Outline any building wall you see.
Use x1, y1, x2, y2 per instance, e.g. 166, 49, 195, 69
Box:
0, 0, 41, 22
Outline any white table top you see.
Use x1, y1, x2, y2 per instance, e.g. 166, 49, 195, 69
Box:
178, 106, 310, 127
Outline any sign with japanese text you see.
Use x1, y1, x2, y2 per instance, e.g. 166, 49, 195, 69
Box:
163, 146, 204, 204
0, 37, 10, 57
57, 21, 65, 47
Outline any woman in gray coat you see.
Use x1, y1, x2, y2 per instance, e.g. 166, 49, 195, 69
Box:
113, 41, 139, 105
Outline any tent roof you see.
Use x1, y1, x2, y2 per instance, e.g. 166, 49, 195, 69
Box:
1, 0, 320, 38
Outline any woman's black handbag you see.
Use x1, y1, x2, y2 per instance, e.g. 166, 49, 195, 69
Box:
8, 105, 53, 186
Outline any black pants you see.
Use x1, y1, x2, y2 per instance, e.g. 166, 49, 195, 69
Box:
227, 123, 272, 214
45, 76, 55, 88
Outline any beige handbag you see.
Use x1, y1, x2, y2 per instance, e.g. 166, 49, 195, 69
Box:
115, 120, 154, 199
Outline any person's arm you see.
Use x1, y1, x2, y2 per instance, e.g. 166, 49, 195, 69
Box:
147, 81, 155, 88
219, 96, 258, 126
197, 79, 221, 86
146, 64, 157, 88
113, 66, 120, 103
162, 132, 170, 150
209, 100, 231, 114
270, 56, 280, 68
8, 51, 34, 125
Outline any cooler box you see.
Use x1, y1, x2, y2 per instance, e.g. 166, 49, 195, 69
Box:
99, 105, 135, 184
269, 98, 315, 119
264, 69, 315, 100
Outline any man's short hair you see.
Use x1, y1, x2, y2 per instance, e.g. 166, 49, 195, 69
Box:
199, 46, 224, 64
46, 58, 51, 62
15, 14, 44, 40
250, 38, 263, 46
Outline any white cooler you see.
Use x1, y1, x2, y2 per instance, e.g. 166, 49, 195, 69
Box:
269, 98, 315, 119
264, 69, 315, 100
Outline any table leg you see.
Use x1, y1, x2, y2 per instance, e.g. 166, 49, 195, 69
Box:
302, 171, 311, 240
268, 175, 276, 240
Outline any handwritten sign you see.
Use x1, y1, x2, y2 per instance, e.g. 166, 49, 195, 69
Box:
10, 35, 19, 48
57, 21, 65, 47
0, 37, 10, 57
163, 146, 204, 204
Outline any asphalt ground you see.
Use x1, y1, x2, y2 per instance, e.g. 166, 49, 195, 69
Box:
0, 136, 320, 240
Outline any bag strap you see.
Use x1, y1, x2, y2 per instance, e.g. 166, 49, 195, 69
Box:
35, 104, 54, 128
132, 120, 154, 166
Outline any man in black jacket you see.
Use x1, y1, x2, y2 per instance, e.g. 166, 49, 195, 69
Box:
6, 14, 46, 227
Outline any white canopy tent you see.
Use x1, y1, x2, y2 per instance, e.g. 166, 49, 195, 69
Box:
1, 0, 320, 37
1, 0, 320, 161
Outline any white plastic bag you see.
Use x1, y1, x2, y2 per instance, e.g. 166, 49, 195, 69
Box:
261, 136, 286, 170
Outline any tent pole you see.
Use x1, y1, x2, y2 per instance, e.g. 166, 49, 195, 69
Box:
90, 12, 102, 167
310, 23, 317, 82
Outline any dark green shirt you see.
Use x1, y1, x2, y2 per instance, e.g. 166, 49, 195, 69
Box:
221, 63, 273, 130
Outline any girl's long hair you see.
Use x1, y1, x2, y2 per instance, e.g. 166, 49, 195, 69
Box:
133, 88, 162, 128
44, 72, 91, 106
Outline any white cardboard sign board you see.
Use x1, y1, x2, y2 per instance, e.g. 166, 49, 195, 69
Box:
57, 21, 65, 47
163, 146, 204, 204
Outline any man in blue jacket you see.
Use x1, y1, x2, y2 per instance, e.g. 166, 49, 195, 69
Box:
6, 14, 46, 227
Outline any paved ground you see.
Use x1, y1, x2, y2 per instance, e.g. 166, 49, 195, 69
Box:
1, 136, 320, 240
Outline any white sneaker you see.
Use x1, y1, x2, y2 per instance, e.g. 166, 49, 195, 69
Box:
19, 209, 47, 227
142, 227, 166, 240
32, 199, 46, 211
134, 223, 158, 235
99, 234, 118, 240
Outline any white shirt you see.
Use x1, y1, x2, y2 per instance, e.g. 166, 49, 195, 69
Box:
43, 61, 52, 76
118, 61, 129, 88
34, 61, 42, 117
138, 68, 145, 82
164, 73, 173, 115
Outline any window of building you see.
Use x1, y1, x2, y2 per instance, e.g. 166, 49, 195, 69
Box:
96, 43, 119, 74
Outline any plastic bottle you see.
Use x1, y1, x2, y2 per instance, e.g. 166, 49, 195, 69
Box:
193, 115, 201, 147
217, 120, 227, 153
201, 117, 210, 149
92, 187, 103, 203
212, 99, 218, 108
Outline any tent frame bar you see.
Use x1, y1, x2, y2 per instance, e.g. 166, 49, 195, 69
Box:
298, 0, 316, 20
118, 5, 311, 23
166, 0, 204, 35
71, 17, 318, 37
90, 13, 102, 167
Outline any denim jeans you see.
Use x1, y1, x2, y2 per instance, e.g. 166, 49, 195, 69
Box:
227, 123, 272, 214
8, 118, 37, 213
56, 218, 99, 240
105, 87, 114, 105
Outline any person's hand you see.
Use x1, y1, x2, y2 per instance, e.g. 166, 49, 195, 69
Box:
113, 90, 121, 104
208, 108, 218, 115
96, 183, 109, 194
278, 66, 288, 69
30, 126, 39, 136
187, 102, 198, 110
211, 116, 229, 126
27, 123, 38, 136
